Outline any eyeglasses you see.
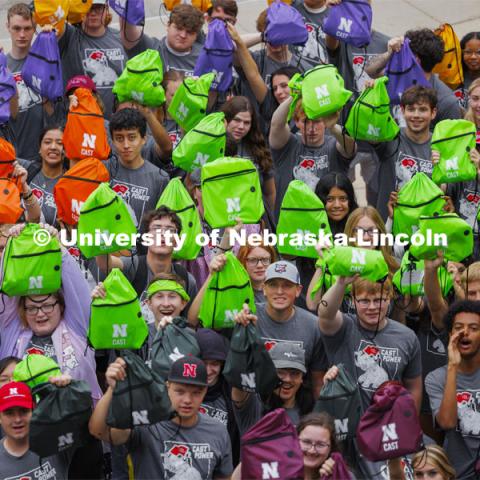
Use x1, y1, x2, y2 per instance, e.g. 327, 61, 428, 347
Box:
464, 50, 480, 57
149, 227, 178, 235
299, 438, 330, 452
353, 227, 378, 237
246, 257, 271, 267
24, 302, 58, 316
355, 298, 388, 307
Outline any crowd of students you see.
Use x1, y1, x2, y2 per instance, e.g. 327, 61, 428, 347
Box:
1, 0, 480, 479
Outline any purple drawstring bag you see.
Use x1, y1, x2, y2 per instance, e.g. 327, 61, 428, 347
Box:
323, 0, 372, 48
194, 19, 234, 92
21, 31, 63, 102
357, 381, 423, 462
265, 0, 308, 47
241, 408, 304, 479
0, 65, 16, 124
0, 51, 7, 69
320, 452, 353, 480
108, 0, 145, 26
385, 37, 430, 104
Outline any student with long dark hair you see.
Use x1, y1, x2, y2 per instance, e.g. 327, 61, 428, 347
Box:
455, 32, 480, 109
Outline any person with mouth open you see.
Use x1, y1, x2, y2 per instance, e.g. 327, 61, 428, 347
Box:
425, 300, 480, 480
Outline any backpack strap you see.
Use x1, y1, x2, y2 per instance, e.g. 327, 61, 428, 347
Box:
131, 255, 148, 296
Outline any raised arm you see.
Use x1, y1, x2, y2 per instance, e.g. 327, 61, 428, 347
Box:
318, 275, 356, 335
365, 36, 404, 79
269, 96, 293, 150
119, 17, 144, 51
138, 104, 173, 158
89, 357, 132, 445
95, 253, 124, 275
424, 252, 449, 330
228, 24, 268, 105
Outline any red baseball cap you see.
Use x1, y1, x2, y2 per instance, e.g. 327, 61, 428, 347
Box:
0, 382, 33, 412
66, 75, 97, 95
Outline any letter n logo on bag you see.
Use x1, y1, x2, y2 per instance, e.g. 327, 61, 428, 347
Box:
226, 197, 241, 213
445, 156, 459, 170
261, 461, 280, 479
194, 152, 209, 168
381, 423, 398, 442
58, 433, 74, 449
112, 324, 128, 338
338, 17, 353, 33
29, 276, 43, 290
32, 75, 42, 90
132, 410, 149, 426
82, 133, 97, 149
367, 124, 380, 137
351, 249, 366, 265
240, 372, 256, 389
315, 84, 329, 99
177, 102, 189, 121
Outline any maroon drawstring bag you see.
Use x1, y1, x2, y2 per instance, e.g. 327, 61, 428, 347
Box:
241, 408, 304, 480
320, 452, 353, 480
357, 381, 423, 461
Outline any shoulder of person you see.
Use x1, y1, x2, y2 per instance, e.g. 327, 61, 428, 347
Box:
424, 363, 447, 387
294, 305, 318, 323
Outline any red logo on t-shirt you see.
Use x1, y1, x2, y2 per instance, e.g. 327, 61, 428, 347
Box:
199, 406, 207, 414
401, 158, 416, 168
26, 347, 44, 356
169, 445, 189, 457
299, 159, 315, 169
353, 56, 364, 65
264, 340, 277, 351
466, 193, 480, 204
32, 188, 43, 199
68, 247, 81, 258
363, 345, 380, 356
457, 391, 473, 405
112, 184, 129, 195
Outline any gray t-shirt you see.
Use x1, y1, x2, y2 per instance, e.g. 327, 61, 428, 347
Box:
0, 439, 71, 480
426, 365, 480, 479
291, 1, 329, 67
128, 35, 201, 77
59, 24, 126, 118
256, 303, 327, 372
7, 54, 45, 161
328, 30, 390, 94
128, 415, 233, 480
374, 128, 432, 220
25, 334, 58, 363
322, 313, 422, 411
271, 133, 351, 218
30, 170, 61, 226
201, 396, 228, 426
105, 156, 169, 228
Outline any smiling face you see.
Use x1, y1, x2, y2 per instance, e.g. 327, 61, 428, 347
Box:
83, 4, 108, 32
272, 74, 291, 104
23, 295, 62, 337
244, 247, 272, 285
463, 38, 480, 73
402, 101, 437, 135
39, 129, 63, 168
147, 290, 186, 322
204, 360, 223, 386
298, 425, 332, 472
275, 368, 303, 405
325, 186, 350, 223
264, 278, 302, 313
451, 312, 480, 359
147, 217, 178, 256
351, 215, 378, 250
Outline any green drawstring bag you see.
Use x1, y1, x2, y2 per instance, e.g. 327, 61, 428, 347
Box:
345, 76, 399, 142
89, 268, 148, 350
107, 350, 171, 429
151, 317, 201, 380
199, 251, 256, 329
1, 223, 62, 297
409, 213, 473, 262
13, 354, 62, 390
276, 180, 331, 258
112, 49, 165, 106
168, 72, 214, 132
172, 112, 226, 173
323, 246, 389, 282
156, 177, 202, 260
431, 119, 477, 184
310, 256, 351, 298
77, 182, 137, 259
392, 250, 453, 297
299, 64, 353, 119
393, 173, 446, 240
202, 157, 264, 228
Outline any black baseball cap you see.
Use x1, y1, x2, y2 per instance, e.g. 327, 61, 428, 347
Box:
168, 356, 209, 387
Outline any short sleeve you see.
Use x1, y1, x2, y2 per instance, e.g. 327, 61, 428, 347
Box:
425, 368, 445, 418
213, 429, 234, 478
403, 334, 422, 380
232, 393, 263, 437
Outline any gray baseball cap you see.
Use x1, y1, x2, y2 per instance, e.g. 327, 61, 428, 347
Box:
265, 261, 300, 284
269, 342, 306, 374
